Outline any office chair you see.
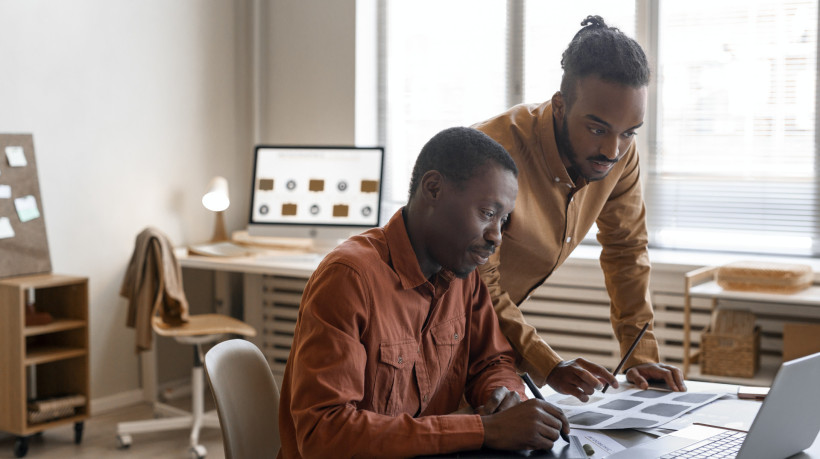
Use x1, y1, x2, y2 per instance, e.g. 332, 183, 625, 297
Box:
117, 227, 256, 459
204, 339, 281, 459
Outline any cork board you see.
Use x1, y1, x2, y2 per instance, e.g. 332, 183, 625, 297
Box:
0, 134, 52, 278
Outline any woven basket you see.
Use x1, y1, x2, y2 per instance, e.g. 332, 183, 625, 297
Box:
700, 310, 760, 378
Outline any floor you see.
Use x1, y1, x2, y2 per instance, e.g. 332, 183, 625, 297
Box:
0, 401, 225, 459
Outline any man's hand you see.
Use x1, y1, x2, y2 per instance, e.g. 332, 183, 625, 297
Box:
545, 358, 618, 402
481, 399, 570, 451
475, 386, 521, 415
625, 363, 686, 392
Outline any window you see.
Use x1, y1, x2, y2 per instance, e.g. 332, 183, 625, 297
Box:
379, 0, 819, 256
382, 0, 508, 210
648, 0, 818, 256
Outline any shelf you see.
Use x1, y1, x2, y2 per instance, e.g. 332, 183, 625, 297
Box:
685, 359, 780, 387
689, 281, 820, 306
24, 318, 86, 337
21, 412, 87, 436
25, 346, 86, 366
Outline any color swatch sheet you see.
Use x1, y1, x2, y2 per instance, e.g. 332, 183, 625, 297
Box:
546, 389, 722, 430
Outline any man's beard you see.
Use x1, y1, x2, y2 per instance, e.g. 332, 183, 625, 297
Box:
555, 115, 611, 182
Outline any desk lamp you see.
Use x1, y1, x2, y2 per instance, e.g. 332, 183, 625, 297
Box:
202, 176, 230, 242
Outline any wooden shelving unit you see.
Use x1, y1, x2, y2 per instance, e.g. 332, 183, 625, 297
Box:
684, 266, 820, 385
0, 274, 89, 458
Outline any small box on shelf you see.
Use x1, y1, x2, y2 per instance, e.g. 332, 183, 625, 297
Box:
700, 309, 760, 378
27, 394, 86, 424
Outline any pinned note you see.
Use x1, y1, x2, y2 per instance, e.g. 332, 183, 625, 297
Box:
0, 217, 14, 239
0, 184, 10, 199
14, 195, 40, 222
5, 146, 27, 167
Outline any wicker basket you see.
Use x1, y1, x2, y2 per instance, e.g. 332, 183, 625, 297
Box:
700, 309, 760, 378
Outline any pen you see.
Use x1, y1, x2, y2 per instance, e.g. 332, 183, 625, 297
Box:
602, 322, 650, 393
521, 372, 570, 443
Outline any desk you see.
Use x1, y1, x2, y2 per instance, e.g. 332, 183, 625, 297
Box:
595, 379, 820, 458
431, 379, 820, 458
177, 249, 322, 383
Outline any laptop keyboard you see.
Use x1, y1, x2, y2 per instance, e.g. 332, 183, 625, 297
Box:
661, 430, 747, 458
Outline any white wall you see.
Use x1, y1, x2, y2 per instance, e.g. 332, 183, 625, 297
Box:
258, 0, 357, 145
0, 1, 254, 400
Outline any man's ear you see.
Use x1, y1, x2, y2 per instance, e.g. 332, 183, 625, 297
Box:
420, 170, 443, 201
551, 91, 565, 123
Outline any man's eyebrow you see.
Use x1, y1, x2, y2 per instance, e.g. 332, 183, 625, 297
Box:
584, 114, 644, 132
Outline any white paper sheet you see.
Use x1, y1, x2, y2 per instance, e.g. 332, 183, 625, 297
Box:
571, 428, 626, 458
0, 217, 14, 239
14, 195, 40, 222
5, 145, 27, 167
546, 388, 722, 430
0, 184, 10, 198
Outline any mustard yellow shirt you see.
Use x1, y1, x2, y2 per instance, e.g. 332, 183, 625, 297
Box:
475, 101, 659, 385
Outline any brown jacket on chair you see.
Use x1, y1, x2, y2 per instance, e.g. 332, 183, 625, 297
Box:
121, 226, 189, 352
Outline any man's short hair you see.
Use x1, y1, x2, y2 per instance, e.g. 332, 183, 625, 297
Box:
408, 127, 518, 201
560, 15, 650, 108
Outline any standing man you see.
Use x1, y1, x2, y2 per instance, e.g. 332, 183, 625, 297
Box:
475, 15, 685, 401
278, 127, 570, 458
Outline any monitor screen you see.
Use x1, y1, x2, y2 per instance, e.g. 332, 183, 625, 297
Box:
247, 145, 384, 247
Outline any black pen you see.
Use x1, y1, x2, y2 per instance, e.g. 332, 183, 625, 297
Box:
521, 372, 570, 443
602, 322, 650, 393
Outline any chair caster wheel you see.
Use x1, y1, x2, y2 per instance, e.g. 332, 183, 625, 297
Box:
116, 434, 132, 449
189, 444, 207, 459
13, 436, 28, 458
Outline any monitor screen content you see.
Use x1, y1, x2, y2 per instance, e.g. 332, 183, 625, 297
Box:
247, 145, 384, 250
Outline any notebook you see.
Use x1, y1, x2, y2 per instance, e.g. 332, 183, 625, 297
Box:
608, 351, 820, 459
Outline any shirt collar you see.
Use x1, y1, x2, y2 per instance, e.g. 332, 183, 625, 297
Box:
537, 100, 587, 191
383, 207, 455, 290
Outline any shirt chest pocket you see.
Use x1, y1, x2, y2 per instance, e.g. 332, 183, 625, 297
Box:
431, 317, 466, 375
374, 340, 419, 416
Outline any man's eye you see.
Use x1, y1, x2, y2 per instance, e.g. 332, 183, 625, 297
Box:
623, 131, 637, 138
483, 210, 495, 219
591, 128, 606, 135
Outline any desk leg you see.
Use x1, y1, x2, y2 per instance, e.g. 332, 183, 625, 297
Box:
243, 273, 264, 348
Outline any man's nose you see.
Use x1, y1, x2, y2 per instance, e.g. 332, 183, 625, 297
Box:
485, 221, 503, 247
601, 135, 619, 160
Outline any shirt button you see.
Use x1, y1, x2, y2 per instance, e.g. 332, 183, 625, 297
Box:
553, 177, 560, 182
453, 333, 459, 340
398, 356, 403, 364
423, 394, 429, 402
566, 183, 572, 188
566, 237, 572, 243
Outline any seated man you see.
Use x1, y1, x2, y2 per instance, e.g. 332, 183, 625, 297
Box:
279, 127, 570, 458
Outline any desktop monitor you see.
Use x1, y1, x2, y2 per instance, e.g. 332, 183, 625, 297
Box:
247, 145, 385, 252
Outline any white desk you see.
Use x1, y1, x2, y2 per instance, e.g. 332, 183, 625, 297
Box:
177, 249, 323, 381
535, 378, 820, 458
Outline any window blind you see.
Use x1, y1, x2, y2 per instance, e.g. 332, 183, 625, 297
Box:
647, 0, 819, 255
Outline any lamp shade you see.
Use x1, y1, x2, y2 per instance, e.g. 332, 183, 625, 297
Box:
202, 176, 230, 212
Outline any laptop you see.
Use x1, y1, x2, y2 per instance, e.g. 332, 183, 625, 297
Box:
608, 351, 820, 459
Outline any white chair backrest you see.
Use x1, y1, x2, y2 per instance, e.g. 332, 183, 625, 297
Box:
205, 339, 280, 458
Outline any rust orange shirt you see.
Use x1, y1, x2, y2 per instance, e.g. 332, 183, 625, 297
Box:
278, 209, 526, 459
474, 101, 659, 386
